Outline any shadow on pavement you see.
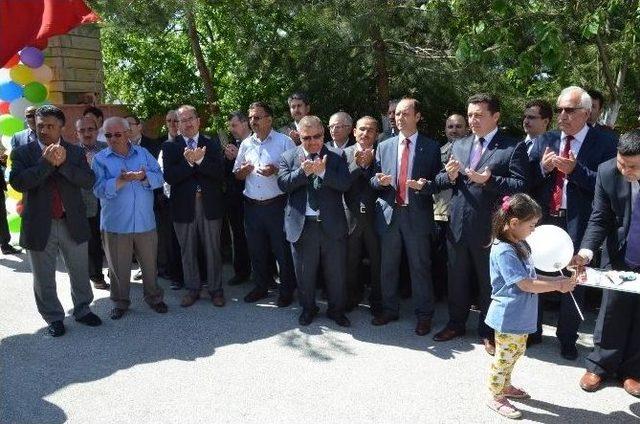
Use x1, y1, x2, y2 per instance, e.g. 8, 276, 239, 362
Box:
517, 398, 639, 422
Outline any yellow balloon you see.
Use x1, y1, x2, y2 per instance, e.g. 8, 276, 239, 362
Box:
7, 185, 21, 201
10, 64, 34, 86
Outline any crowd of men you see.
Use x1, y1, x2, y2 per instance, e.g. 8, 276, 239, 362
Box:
2, 85, 640, 398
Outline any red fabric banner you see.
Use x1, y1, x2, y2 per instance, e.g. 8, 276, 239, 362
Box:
0, 0, 99, 67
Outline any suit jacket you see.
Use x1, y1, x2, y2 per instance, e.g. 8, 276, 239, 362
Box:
343, 145, 377, 234
370, 133, 442, 235
529, 127, 617, 249
161, 133, 225, 223
581, 158, 634, 269
435, 130, 528, 246
10, 128, 36, 150
140, 135, 162, 159
277, 145, 350, 243
325, 138, 355, 152
9, 140, 95, 251
224, 138, 245, 199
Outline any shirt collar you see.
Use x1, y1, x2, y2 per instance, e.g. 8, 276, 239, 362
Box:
333, 139, 349, 149
106, 142, 135, 158
252, 129, 274, 144
475, 126, 498, 144
562, 124, 589, 144
398, 131, 419, 144
184, 132, 199, 143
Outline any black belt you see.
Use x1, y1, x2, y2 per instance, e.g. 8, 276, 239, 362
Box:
305, 215, 322, 222
549, 209, 567, 218
244, 194, 286, 206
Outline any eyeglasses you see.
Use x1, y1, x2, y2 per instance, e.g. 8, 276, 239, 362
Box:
248, 115, 268, 121
329, 124, 347, 130
25, 114, 35, 118
554, 107, 583, 114
300, 133, 323, 142
522, 115, 542, 120
104, 132, 124, 139
179, 116, 197, 124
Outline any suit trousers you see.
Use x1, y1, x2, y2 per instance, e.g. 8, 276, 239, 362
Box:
380, 207, 434, 320
430, 219, 449, 300
226, 194, 251, 278
446, 239, 493, 338
346, 212, 381, 307
102, 229, 164, 309
291, 219, 346, 313
244, 197, 295, 296
27, 218, 93, 323
155, 196, 172, 275
173, 197, 223, 295
0, 189, 11, 246
586, 290, 640, 378
87, 214, 104, 282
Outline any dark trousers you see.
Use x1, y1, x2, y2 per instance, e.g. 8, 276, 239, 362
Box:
155, 196, 173, 276
430, 220, 449, 300
0, 189, 11, 246
586, 290, 640, 378
379, 207, 434, 320
291, 219, 346, 314
244, 197, 295, 296
87, 214, 104, 281
446, 239, 493, 338
346, 212, 381, 307
225, 194, 251, 278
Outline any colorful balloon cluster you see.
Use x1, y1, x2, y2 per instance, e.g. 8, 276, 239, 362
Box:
0, 45, 52, 137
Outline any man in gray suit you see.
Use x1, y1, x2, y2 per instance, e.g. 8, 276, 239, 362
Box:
278, 115, 351, 327
10, 106, 37, 149
343, 116, 382, 315
370, 98, 442, 336
9, 105, 102, 337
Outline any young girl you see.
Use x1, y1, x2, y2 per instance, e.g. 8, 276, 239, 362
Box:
485, 193, 577, 419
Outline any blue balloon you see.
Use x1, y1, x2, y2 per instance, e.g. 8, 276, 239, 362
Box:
0, 81, 23, 102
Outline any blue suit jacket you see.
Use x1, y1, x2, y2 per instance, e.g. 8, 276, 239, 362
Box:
370, 133, 442, 235
529, 127, 617, 250
161, 134, 225, 223
277, 145, 350, 243
10, 128, 35, 150
435, 130, 528, 246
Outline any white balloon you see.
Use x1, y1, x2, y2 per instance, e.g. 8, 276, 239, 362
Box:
526, 224, 574, 272
9, 97, 34, 118
0, 68, 10, 84
31, 64, 53, 83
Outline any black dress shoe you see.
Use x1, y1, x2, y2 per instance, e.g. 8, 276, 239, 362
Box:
298, 309, 317, 326
369, 303, 383, 318
371, 313, 399, 326
92, 279, 110, 290
110, 308, 126, 320
560, 343, 579, 360
75, 312, 102, 327
47, 320, 65, 337
133, 270, 143, 281
170, 281, 184, 290
227, 274, 250, 286
244, 287, 269, 303
327, 312, 351, 327
1, 244, 22, 255
151, 301, 168, 314
276, 294, 293, 308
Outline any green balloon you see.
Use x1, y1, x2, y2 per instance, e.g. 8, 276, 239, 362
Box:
0, 114, 25, 136
8, 215, 21, 234
23, 82, 48, 103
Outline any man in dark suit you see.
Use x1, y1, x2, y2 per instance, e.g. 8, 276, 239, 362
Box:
9, 105, 102, 337
327, 111, 355, 154
9, 106, 37, 149
370, 98, 442, 336
573, 130, 640, 397
529, 86, 618, 360
433, 94, 528, 355
162, 105, 226, 308
523, 99, 552, 157
224, 111, 252, 285
343, 116, 382, 315
277, 115, 351, 327
126, 115, 162, 159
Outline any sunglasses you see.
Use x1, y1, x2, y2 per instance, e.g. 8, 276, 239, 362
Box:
300, 133, 323, 142
104, 132, 124, 139
554, 107, 583, 114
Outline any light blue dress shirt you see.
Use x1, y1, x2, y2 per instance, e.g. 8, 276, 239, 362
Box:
92, 144, 164, 233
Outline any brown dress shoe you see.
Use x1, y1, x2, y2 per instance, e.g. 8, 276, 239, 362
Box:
212, 294, 225, 307
371, 313, 399, 326
181, 292, 200, 307
433, 327, 465, 342
415, 319, 432, 336
623, 377, 640, 397
483, 338, 496, 356
579, 371, 603, 392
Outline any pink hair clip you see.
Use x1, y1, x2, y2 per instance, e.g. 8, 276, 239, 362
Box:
501, 195, 511, 212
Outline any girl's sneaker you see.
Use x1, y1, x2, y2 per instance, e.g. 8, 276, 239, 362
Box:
487, 396, 522, 419
503, 385, 530, 399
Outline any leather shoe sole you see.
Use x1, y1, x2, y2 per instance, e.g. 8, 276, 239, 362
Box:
433, 327, 466, 342
151, 301, 168, 314
579, 372, 603, 392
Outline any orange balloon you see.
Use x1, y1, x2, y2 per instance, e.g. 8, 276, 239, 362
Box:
2, 54, 20, 68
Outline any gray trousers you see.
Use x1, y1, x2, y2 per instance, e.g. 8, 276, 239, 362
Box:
27, 219, 93, 323
102, 229, 164, 310
173, 197, 223, 294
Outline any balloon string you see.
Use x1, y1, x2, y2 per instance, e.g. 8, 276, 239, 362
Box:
569, 292, 585, 321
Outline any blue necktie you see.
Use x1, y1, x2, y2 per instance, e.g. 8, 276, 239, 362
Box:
625, 192, 640, 269
188, 138, 196, 149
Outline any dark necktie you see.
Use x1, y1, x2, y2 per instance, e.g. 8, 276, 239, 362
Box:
625, 191, 640, 269
307, 153, 320, 212
396, 138, 411, 205
187, 138, 196, 149
550, 135, 573, 213
469, 137, 485, 170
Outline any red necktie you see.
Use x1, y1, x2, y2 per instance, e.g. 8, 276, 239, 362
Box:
549, 135, 573, 213
396, 138, 411, 205
50, 178, 64, 219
